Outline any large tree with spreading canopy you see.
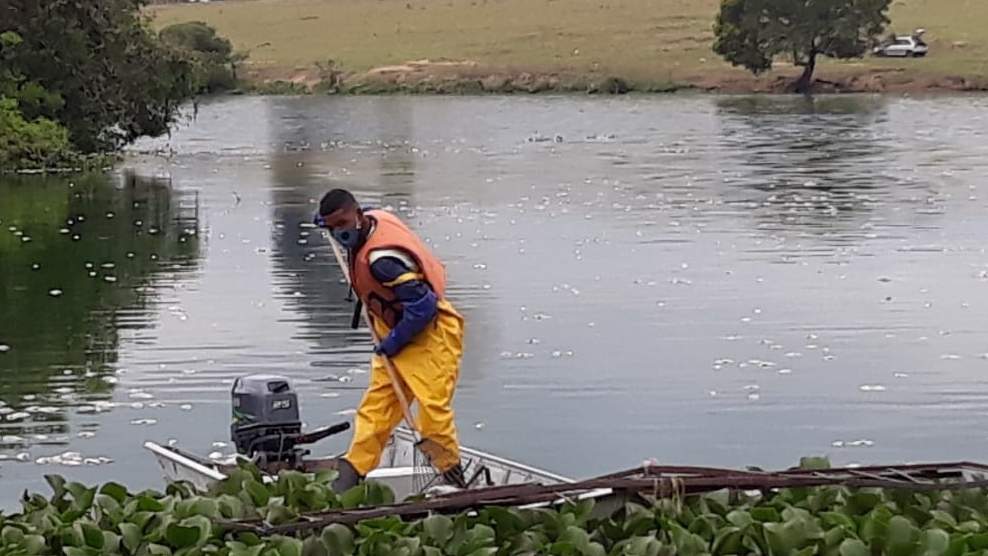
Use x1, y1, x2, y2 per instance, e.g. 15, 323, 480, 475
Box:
713, 0, 892, 93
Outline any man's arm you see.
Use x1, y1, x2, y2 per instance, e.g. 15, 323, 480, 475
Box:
369, 256, 438, 357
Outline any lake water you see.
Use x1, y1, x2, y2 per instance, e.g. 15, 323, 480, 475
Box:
3, 94, 988, 505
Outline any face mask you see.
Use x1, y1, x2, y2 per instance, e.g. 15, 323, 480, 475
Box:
332, 224, 362, 250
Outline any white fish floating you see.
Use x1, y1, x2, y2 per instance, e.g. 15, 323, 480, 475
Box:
859, 384, 887, 392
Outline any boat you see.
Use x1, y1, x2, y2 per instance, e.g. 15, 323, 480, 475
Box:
145, 426, 573, 501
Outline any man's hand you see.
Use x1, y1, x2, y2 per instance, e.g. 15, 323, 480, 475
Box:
373, 338, 399, 358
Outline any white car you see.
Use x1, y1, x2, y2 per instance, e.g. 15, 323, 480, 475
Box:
873, 36, 929, 57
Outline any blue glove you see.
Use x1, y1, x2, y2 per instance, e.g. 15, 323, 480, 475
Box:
374, 337, 400, 358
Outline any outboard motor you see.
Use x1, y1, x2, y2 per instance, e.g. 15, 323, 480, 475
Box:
231, 374, 349, 468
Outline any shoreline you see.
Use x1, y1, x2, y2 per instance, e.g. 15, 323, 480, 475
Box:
239, 60, 988, 96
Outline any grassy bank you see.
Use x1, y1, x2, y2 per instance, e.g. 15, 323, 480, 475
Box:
148, 0, 988, 93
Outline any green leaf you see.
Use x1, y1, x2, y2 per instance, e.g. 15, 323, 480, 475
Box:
227, 542, 265, 556
78, 522, 105, 549
422, 515, 454, 545
839, 538, 868, 556
799, 457, 831, 470
461, 549, 496, 556
18, 534, 46, 555
314, 470, 339, 485
189, 497, 220, 519
930, 511, 957, 529
120, 523, 143, 553
559, 526, 590, 552
339, 485, 365, 509
218, 495, 246, 519
264, 504, 297, 526
751, 507, 782, 522
824, 526, 847, 548
100, 482, 129, 504
96, 494, 122, 516
969, 533, 988, 550
102, 531, 121, 553
272, 537, 303, 556
165, 523, 202, 548
147, 544, 174, 556
712, 526, 744, 555
821, 511, 856, 531
763, 522, 795, 555
704, 489, 731, 515
137, 496, 166, 512
245, 481, 270, 507
846, 491, 883, 515
2, 526, 25, 545
302, 536, 329, 556
45, 475, 68, 499
67, 483, 97, 512
364, 482, 395, 507
726, 510, 754, 529
922, 529, 950, 556
888, 515, 919, 546
321, 524, 354, 555
957, 521, 982, 533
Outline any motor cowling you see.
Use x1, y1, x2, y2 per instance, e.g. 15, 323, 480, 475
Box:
231, 374, 303, 463
231, 374, 351, 469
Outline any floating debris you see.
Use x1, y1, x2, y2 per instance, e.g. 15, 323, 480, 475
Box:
130, 418, 157, 426
48, 289, 63, 297
474, 422, 486, 430
0, 344, 10, 353
859, 384, 887, 392
179, 404, 193, 411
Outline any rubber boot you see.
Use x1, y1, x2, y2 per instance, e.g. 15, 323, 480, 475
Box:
332, 458, 363, 492
440, 463, 468, 489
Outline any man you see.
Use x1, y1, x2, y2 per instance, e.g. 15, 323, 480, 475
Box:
314, 189, 467, 491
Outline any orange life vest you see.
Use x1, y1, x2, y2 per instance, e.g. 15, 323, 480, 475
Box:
350, 209, 447, 328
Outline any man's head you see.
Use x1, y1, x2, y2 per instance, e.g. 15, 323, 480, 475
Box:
315, 189, 367, 249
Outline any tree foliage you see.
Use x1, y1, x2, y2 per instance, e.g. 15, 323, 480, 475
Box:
160, 21, 243, 93
0, 0, 238, 160
0, 96, 73, 169
713, 0, 892, 92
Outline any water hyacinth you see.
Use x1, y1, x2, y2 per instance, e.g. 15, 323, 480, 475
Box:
4, 459, 988, 556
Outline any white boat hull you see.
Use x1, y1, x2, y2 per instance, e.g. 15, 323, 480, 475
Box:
145, 427, 571, 501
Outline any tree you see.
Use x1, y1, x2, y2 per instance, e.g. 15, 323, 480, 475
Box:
2, 0, 199, 152
160, 21, 243, 93
713, 0, 892, 93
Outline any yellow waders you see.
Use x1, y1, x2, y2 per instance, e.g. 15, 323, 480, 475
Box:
344, 299, 464, 476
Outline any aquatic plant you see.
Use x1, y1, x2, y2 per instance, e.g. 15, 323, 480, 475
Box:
4, 459, 988, 555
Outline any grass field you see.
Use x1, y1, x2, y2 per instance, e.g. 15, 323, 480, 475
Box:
149, 0, 988, 91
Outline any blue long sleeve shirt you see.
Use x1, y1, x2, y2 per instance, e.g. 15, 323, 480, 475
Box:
370, 255, 438, 357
